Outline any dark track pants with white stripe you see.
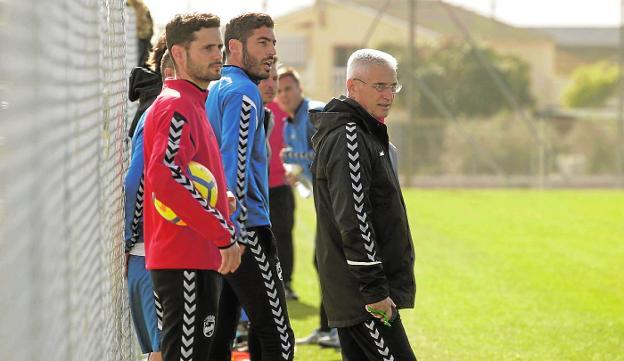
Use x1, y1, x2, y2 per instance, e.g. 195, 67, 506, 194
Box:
338, 314, 417, 361
151, 269, 222, 361
209, 226, 295, 361
269, 184, 295, 286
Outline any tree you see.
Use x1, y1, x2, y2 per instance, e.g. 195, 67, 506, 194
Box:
379, 40, 534, 118
563, 62, 618, 108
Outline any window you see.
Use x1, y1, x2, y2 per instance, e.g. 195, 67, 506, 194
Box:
333, 46, 360, 67
277, 35, 308, 67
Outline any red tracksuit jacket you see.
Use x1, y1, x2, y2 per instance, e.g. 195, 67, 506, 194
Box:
143, 79, 236, 270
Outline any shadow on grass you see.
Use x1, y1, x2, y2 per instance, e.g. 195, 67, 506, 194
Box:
295, 344, 343, 361
295, 345, 342, 361
286, 299, 318, 320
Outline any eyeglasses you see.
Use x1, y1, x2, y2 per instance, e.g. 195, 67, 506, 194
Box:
353, 78, 402, 94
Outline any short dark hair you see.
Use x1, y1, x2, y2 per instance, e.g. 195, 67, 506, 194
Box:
224, 13, 274, 56
146, 32, 167, 74
277, 66, 301, 85
165, 13, 220, 51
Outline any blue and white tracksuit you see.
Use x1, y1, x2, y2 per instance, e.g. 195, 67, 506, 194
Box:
123, 111, 161, 354
282, 98, 325, 182
206, 65, 294, 360
206, 66, 271, 236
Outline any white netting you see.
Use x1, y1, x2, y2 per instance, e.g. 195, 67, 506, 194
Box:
0, 0, 139, 360
125, 5, 139, 130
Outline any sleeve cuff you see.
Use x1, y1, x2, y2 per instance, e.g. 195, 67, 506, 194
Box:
218, 237, 237, 249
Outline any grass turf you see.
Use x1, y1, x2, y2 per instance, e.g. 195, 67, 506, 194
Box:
286, 190, 624, 361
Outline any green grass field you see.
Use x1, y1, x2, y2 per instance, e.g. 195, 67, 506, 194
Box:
286, 190, 624, 361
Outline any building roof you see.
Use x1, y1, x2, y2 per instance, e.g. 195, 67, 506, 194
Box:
340, 0, 552, 42
531, 27, 619, 48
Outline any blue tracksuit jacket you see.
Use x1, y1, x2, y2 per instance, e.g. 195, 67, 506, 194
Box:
206, 66, 270, 239
282, 97, 325, 182
124, 111, 148, 252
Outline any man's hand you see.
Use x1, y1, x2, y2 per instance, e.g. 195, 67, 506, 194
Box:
284, 171, 298, 186
218, 243, 242, 275
365, 297, 396, 323
226, 190, 237, 214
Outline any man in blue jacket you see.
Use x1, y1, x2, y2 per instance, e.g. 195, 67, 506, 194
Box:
277, 67, 325, 186
206, 13, 294, 361
124, 48, 174, 361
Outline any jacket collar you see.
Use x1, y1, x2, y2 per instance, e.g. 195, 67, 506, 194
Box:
164, 78, 208, 107
311, 96, 389, 150
287, 98, 308, 123
340, 97, 389, 147
222, 65, 262, 84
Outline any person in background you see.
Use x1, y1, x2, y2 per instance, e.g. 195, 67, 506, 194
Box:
260, 61, 299, 303
277, 67, 340, 349
124, 42, 174, 361
259, 60, 278, 157
128, 33, 166, 139
277, 67, 324, 194
126, 0, 154, 67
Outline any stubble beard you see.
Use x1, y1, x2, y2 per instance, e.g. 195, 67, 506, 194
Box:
242, 45, 270, 80
187, 51, 221, 84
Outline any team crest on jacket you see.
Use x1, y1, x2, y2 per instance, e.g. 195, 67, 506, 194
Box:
276, 261, 283, 281
203, 315, 216, 338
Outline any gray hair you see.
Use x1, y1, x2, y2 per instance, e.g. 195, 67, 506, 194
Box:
346, 48, 398, 80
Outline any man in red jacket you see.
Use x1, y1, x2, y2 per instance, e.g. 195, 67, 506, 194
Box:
260, 62, 299, 301
142, 13, 242, 361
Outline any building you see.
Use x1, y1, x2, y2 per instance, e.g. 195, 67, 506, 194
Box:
275, 0, 558, 110
531, 27, 618, 102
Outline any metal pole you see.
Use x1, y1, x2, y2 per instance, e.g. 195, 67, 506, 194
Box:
618, 0, 624, 186
406, 0, 416, 187
538, 119, 545, 189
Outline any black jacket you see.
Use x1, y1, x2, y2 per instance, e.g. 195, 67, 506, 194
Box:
128, 66, 162, 138
310, 96, 415, 327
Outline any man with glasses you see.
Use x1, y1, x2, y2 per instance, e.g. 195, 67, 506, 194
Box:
309, 48, 417, 360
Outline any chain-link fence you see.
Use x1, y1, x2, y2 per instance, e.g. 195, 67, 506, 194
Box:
0, 0, 138, 360
389, 113, 622, 188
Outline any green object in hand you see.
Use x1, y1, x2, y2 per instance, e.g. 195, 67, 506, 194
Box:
366, 306, 392, 327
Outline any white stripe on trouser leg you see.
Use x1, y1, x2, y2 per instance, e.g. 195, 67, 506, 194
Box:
365, 320, 395, 361
180, 271, 197, 361
247, 231, 292, 360
154, 291, 163, 331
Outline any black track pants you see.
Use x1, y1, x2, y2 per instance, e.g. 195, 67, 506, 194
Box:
209, 227, 295, 361
269, 185, 295, 285
338, 314, 417, 361
151, 269, 222, 361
